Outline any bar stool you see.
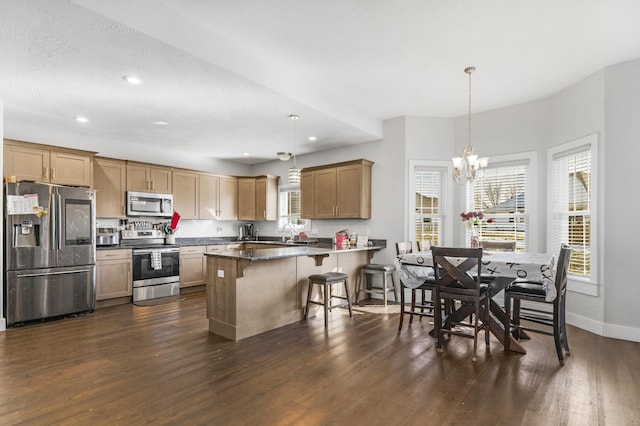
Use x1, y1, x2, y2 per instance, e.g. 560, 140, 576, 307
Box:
304, 272, 353, 329
354, 264, 399, 306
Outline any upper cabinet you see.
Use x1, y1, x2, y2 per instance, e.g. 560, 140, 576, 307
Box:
237, 175, 278, 221
199, 174, 238, 221
172, 169, 199, 219
4, 139, 94, 187
94, 157, 127, 218
126, 162, 172, 194
301, 159, 373, 219
255, 175, 278, 221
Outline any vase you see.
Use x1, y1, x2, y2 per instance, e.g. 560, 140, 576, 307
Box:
470, 227, 479, 248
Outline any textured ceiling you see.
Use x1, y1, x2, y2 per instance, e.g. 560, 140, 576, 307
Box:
1, 0, 640, 165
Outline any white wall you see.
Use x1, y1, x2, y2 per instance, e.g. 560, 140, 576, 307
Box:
603, 58, 640, 339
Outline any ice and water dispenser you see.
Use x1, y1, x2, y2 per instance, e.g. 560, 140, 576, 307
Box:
12, 218, 40, 247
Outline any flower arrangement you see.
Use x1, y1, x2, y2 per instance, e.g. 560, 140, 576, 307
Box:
460, 211, 494, 230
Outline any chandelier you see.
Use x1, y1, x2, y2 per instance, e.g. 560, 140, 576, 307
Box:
277, 114, 301, 185
452, 66, 488, 184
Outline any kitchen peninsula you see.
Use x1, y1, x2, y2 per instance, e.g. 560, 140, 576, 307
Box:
205, 243, 384, 340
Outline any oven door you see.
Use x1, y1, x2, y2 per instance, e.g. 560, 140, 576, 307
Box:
132, 248, 180, 286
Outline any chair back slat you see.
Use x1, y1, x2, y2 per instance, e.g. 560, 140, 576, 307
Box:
396, 242, 413, 256
431, 247, 483, 297
555, 244, 572, 294
479, 240, 516, 251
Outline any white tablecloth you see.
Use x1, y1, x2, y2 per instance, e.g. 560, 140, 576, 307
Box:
396, 250, 557, 301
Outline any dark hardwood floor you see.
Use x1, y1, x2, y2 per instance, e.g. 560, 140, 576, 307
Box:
0, 290, 638, 425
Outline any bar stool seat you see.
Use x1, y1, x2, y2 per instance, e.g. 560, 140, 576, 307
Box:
354, 264, 399, 306
304, 272, 353, 329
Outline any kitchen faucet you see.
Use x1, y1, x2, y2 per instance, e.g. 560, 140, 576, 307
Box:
283, 222, 296, 243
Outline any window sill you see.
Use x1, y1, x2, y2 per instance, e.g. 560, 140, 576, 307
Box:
567, 276, 598, 297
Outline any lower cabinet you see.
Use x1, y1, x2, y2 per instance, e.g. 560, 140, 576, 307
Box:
96, 249, 132, 300
180, 245, 206, 288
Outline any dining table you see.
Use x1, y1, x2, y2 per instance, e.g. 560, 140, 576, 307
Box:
396, 249, 555, 354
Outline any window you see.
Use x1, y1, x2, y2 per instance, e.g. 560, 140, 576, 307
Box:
549, 134, 597, 282
467, 154, 534, 250
409, 161, 452, 246
277, 185, 310, 232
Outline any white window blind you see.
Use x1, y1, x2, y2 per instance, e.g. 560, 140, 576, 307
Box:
467, 161, 529, 250
552, 146, 591, 277
413, 168, 444, 246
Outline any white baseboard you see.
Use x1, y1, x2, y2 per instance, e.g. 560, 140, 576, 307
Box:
567, 312, 640, 342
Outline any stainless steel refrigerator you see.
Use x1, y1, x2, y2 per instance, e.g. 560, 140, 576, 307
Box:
5, 182, 96, 325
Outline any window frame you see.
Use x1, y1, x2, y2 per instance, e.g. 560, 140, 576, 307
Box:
547, 133, 599, 296
465, 152, 537, 250
408, 160, 453, 246
277, 184, 311, 232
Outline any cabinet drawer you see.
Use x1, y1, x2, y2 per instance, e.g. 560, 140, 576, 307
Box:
179, 245, 205, 255
97, 249, 132, 261
206, 245, 226, 253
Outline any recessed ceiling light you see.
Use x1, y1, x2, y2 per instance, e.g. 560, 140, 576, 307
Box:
243, 152, 250, 156
75, 116, 88, 123
154, 121, 168, 126
123, 75, 142, 85
308, 136, 317, 141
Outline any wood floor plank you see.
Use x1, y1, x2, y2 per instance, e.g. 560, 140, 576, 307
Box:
0, 291, 638, 425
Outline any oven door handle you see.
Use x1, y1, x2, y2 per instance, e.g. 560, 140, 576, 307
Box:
133, 248, 179, 254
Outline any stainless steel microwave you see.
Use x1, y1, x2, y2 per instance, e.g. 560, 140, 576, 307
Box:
126, 191, 173, 217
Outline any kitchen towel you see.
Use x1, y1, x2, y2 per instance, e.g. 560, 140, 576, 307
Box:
150, 250, 162, 270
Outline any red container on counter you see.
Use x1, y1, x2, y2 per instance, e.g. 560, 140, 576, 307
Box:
335, 232, 349, 248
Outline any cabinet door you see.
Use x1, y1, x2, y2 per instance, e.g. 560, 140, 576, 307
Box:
4, 143, 49, 182
172, 170, 199, 219
198, 173, 218, 220
150, 167, 172, 193
256, 176, 278, 220
126, 164, 150, 191
94, 158, 126, 218
96, 250, 132, 300
300, 170, 315, 219
180, 246, 206, 288
50, 150, 93, 187
336, 164, 363, 218
314, 167, 338, 218
237, 178, 256, 220
218, 176, 238, 220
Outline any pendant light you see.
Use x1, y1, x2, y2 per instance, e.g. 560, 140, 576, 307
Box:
452, 66, 488, 184
287, 114, 301, 185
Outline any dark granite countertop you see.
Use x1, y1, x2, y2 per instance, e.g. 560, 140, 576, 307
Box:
204, 244, 384, 261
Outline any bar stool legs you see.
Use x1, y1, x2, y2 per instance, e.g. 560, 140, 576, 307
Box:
354, 264, 398, 306
305, 272, 353, 329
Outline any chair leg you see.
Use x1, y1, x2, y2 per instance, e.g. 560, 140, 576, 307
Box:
434, 288, 444, 352
472, 298, 479, 362
323, 283, 329, 329
343, 279, 353, 318
409, 290, 416, 325
484, 297, 490, 349
553, 304, 564, 366
503, 292, 511, 352
304, 280, 315, 320
512, 299, 521, 340
560, 296, 570, 355
382, 273, 388, 307
398, 282, 405, 333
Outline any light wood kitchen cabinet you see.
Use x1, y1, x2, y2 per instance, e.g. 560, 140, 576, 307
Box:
255, 175, 278, 220
300, 159, 373, 219
96, 249, 132, 300
94, 157, 127, 218
172, 170, 199, 219
199, 174, 238, 220
237, 178, 256, 220
126, 162, 172, 193
4, 139, 94, 187
237, 175, 278, 221
180, 245, 206, 288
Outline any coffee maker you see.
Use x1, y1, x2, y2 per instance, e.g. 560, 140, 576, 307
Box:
242, 223, 254, 241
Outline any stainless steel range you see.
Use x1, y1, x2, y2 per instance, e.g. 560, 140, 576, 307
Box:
120, 229, 180, 304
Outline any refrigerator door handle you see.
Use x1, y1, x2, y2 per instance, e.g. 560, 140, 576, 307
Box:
57, 193, 63, 250
16, 268, 93, 278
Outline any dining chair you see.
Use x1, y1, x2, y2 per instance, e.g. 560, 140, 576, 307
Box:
417, 239, 432, 252
479, 240, 516, 251
503, 244, 572, 365
432, 246, 490, 362
397, 242, 436, 332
